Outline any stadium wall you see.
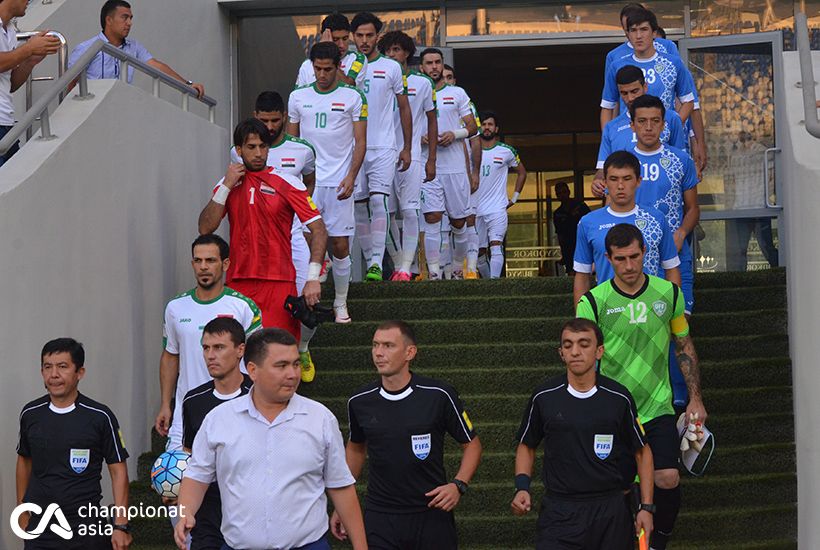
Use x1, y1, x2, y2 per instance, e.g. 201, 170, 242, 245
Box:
779, 50, 820, 549
16, 0, 233, 130
0, 79, 227, 548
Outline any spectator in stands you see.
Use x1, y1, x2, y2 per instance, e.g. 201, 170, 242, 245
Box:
552, 181, 590, 276
0, 0, 62, 166
68, 0, 204, 97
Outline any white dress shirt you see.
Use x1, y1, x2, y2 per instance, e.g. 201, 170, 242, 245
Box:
0, 17, 20, 126
186, 391, 355, 550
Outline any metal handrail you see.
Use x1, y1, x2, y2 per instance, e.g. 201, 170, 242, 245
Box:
795, 12, 820, 139
16, 31, 68, 140
0, 39, 216, 155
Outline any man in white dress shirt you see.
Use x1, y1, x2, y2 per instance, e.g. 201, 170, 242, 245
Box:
174, 328, 367, 550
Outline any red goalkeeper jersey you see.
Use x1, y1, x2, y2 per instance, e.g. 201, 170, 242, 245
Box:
215, 167, 321, 282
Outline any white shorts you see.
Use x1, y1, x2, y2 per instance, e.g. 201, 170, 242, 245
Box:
395, 159, 424, 211
354, 148, 397, 201
421, 173, 471, 219
467, 186, 478, 217
476, 210, 509, 248
312, 186, 355, 237
292, 217, 310, 294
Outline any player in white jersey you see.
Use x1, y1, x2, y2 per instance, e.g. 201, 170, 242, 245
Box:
229, 90, 322, 382
475, 111, 528, 278
380, 31, 438, 281
420, 48, 479, 280
294, 13, 367, 90
349, 12, 412, 282
154, 234, 262, 451
287, 42, 367, 323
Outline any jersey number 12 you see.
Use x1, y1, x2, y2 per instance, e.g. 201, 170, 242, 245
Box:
627, 302, 648, 324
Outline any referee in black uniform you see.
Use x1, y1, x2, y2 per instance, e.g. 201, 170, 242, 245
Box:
511, 319, 654, 550
331, 320, 483, 550
16, 338, 131, 550
181, 317, 253, 550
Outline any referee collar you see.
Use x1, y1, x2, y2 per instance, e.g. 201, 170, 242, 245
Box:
379, 373, 414, 401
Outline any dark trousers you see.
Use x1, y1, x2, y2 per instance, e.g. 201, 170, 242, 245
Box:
0, 125, 20, 167
535, 492, 634, 550
220, 532, 330, 550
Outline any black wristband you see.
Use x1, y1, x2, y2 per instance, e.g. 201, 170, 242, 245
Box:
514, 474, 531, 492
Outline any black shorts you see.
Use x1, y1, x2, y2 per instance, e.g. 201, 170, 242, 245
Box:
364, 508, 457, 550
535, 492, 634, 550
620, 414, 680, 484
191, 483, 225, 550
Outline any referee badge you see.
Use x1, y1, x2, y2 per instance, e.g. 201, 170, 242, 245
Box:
70, 449, 90, 473
593, 435, 614, 459
411, 433, 431, 460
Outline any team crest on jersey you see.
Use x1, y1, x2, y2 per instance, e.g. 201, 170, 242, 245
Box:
331, 103, 345, 112
70, 449, 90, 473
260, 184, 276, 196
660, 157, 671, 169
635, 219, 647, 230
593, 435, 614, 459
411, 433, 431, 460
655, 63, 665, 73
442, 96, 455, 105
373, 70, 386, 79
408, 88, 417, 96
493, 157, 504, 164
281, 157, 297, 168
652, 300, 668, 317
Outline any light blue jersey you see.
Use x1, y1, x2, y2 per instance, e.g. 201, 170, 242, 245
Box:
574, 205, 680, 282
602, 51, 696, 114
597, 110, 686, 169
605, 38, 680, 74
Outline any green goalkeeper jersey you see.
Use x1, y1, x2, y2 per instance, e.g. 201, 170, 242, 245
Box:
577, 275, 689, 423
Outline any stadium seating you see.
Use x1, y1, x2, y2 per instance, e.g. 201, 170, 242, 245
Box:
130, 269, 794, 549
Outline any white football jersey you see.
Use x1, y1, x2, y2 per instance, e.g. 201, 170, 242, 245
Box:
394, 71, 436, 162
435, 84, 473, 174
477, 142, 520, 216
288, 82, 366, 187
295, 51, 368, 89
360, 54, 406, 150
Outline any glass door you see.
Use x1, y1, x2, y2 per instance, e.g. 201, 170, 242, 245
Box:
678, 32, 785, 272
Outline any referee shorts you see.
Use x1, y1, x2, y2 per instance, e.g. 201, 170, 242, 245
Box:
364, 508, 457, 550
535, 493, 633, 550
228, 278, 300, 339
620, 414, 681, 485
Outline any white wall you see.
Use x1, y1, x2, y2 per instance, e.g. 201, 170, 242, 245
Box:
0, 79, 227, 549
15, 0, 233, 130
779, 50, 820, 550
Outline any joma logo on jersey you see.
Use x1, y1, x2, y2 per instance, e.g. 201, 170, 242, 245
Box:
606, 306, 625, 315
598, 223, 616, 230
179, 318, 191, 323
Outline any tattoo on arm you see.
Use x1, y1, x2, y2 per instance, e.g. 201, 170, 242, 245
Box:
675, 335, 701, 399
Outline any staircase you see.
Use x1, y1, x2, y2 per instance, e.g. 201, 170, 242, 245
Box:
131, 268, 795, 549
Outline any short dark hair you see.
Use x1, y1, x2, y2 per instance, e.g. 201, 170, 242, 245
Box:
321, 13, 351, 33
233, 118, 272, 148
377, 30, 416, 58
419, 47, 444, 64
629, 93, 665, 120
656, 26, 667, 39
626, 7, 658, 32
620, 3, 645, 21
616, 65, 645, 86
605, 223, 646, 255
479, 110, 498, 126
555, 180, 570, 192
376, 320, 417, 346
351, 12, 383, 33
192, 233, 229, 261
560, 318, 604, 348
603, 150, 641, 179
310, 41, 341, 66
100, 0, 131, 31
41, 338, 85, 370
203, 317, 246, 347
254, 91, 284, 113
245, 328, 297, 367
444, 63, 455, 74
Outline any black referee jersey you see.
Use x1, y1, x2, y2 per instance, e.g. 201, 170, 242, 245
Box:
17, 393, 129, 547
347, 372, 476, 512
182, 374, 252, 550
516, 374, 646, 499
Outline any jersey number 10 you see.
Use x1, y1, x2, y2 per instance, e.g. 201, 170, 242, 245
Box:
315, 112, 327, 129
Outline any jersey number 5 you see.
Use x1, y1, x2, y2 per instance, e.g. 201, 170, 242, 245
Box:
627, 302, 648, 324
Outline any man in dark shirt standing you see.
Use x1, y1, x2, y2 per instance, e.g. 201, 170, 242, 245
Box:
553, 181, 590, 275
511, 318, 654, 550
16, 338, 131, 550
331, 320, 483, 549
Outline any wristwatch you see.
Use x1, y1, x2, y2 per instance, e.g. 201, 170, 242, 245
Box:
639, 503, 656, 514
452, 478, 468, 495
112, 523, 131, 534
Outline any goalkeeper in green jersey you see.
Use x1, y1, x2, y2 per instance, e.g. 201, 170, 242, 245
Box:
576, 223, 706, 550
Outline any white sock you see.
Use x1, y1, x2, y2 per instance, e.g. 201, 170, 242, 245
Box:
490, 244, 504, 278
331, 255, 351, 307
386, 213, 402, 266
477, 253, 490, 279
452, 224, 468, 270
369, 194, 389, 268
441, 229, 453, 278
299, 323, 317, 353
354, 201, 372, 265
423, 219, 441, 275
400, 209, 419, 273
466, 224, 479, 272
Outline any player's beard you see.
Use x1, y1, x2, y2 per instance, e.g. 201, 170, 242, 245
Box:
480, 131, 496, 142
